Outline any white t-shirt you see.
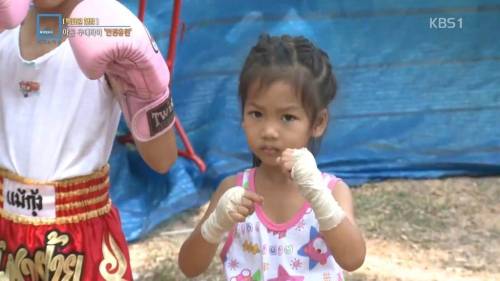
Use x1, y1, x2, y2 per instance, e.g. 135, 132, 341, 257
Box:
0, 26, 121, 181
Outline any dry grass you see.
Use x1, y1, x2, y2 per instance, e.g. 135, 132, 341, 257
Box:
129, 176, 500, 281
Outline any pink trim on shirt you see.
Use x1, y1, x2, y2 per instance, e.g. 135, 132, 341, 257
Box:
219, 172, 244, 262
252, 169, 341, 232
219, 226, 236, 262
249, 168, 310, 232
326, 174, 341, 191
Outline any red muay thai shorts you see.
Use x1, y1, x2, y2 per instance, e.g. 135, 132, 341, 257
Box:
0, 165, 133, 281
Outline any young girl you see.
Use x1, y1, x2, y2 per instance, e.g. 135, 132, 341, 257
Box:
0, 0, 177, 279
178, 34, 366, 280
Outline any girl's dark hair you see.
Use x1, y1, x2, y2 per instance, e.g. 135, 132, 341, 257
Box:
238, 34, 338, 166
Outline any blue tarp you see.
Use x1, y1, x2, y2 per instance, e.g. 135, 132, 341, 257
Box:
111, 0, 500, 241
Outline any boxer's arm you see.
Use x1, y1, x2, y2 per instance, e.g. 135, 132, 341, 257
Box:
70, 0, 179, 174
105, 75, 177, 174
134, 129, 177, 174
70, 0, 175, 143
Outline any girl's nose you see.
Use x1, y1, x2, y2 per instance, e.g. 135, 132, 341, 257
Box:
261, 121, 279, 139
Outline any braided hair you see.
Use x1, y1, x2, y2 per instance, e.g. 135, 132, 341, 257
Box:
239, 34, 338, 166
239, 34, 337, 119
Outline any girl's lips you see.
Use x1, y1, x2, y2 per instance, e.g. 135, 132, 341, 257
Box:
261, 146, 280, 156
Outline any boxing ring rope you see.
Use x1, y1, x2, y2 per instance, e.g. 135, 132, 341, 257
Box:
119, 0, 206, 172
164, 0, 206, 172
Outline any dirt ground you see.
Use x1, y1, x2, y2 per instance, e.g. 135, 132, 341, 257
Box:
129, 176, 500, 281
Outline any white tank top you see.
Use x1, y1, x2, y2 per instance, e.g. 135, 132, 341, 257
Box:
220, 168, 345, 281
0, 26, 121, 180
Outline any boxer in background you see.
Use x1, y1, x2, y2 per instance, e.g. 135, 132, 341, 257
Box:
0, 0, 177, 279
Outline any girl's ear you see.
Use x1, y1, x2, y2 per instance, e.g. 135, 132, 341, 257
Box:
312, 109, 328, 138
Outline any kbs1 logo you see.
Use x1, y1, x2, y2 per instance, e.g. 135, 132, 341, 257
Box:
429, 17, 463, 29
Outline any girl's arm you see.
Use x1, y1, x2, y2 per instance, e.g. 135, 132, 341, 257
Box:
178, 175, 263, 277
177, 176, 236, 277
321, 180, 366, 271
278, 148, 366, 271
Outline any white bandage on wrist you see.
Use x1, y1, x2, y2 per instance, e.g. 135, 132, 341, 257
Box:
291, 148, 346, 231
201, 186, 245, 244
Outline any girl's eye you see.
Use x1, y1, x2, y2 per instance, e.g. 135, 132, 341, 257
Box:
282, 114, 296, 122
248, 111, 262, 118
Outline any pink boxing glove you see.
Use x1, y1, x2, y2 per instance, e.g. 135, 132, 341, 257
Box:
0, 0, 31, 31
69, 0, 174, 142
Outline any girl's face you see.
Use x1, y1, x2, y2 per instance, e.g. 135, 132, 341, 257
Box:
242, 80, 327, 167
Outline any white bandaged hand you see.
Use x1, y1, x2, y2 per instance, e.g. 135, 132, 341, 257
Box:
201, 186, 246, 244
289, 148, 346, 231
